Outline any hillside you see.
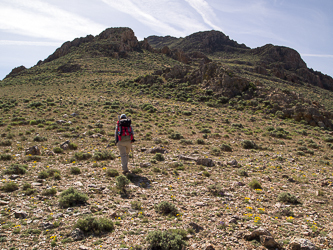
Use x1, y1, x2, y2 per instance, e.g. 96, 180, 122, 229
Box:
0, 27, 333, 250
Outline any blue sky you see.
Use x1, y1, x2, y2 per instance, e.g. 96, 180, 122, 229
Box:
0, 0, 332, 80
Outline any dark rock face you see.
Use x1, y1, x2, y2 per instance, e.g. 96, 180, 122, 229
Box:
4, 65, 26, 79
147, 30, 249, 53
253, 44, 333, 91
39, 35, 94, 65
38, 27, 140, 65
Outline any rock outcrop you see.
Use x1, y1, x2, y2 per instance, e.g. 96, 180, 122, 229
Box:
253, 44, 333, 91
38, 28, 140, 65
4, 66, 26, 79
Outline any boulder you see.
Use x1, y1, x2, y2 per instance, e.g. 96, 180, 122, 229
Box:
25, 146, 41, 156
244, 227, 271, 241
288, 237, 318, 250
14, 210, 28, 219
260, 235, 281, 249
71, 228, 84, 241
147, 147, 168, 154
196, 158, 214, 167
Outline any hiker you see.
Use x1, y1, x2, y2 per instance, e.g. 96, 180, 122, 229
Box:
115, 114, 135, 174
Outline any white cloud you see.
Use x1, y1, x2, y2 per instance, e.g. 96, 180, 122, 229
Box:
0, 40, 61, 46
184, 0, 222, 31
301, 54, 333, 58
0, 0, 105, 41
100, 0, 210, 37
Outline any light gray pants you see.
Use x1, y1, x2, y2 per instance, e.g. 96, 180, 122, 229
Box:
117, 136, 131, 171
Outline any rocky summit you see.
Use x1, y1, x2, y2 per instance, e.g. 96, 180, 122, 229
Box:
0, 27, 333, 249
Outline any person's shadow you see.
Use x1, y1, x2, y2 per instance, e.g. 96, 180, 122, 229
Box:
125, 173, 151, 189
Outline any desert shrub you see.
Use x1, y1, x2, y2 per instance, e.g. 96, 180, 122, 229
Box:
241, 140, 258, 149
93, 151, 115, 161
131, 168, 143, 174
106, 169, 119, 177
3, 164, 28, 175
38, 170, 49, 179
33, 136, 47, 142
26, 155, 41, 162
0, 154, 12, 161
248, 179, 262, 189
1, 182, 19, 192
116, 175, 130, 192
53, 172, 61, 180
152, 167, 161, 172
153, 153, 165, 161
155, 201, 178, 216
68, 142, 78, 150
42, 188, 57, 196
0, 140, 12, 146
140, 103, 157, 113
220, 143, 232, 152
200, 128, 211, 133
146, 230, 186, 250
277, 192, 300, 204
196, 138, 205, 145
22, 183, 32, 190
74, 152, 92, 161
182, 111, 192, 116
268, 127, 291, 139
53, 147, 63, 154
131, 200, 142, 210
24, 188, 36, 195
237, 169, 248, 177
323, 136, 333, 142
210, 147, 221, 156
207, 184, 224, 196
74, 216, 114, 235
169, 132, 183, 140
203, 170, 210, 177
70, 167, 81, 175
59, 187, 89, 208
180, 139, 193, 145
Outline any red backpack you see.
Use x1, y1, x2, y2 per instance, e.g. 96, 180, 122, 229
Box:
117, 119, 133, 141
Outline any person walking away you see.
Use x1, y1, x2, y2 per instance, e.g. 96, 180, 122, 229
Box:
115, 114, 135, 174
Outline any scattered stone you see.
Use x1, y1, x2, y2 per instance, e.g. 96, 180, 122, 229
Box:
204, 245, 215, 250
39, 222, 54, 230
60, 140, 70, 150
229, 218, 237, 224
14, 210, 28, 219
90, 133, 103, 138
147, 146, 167, 154
260, 235, 280, 249
71, 228, 84, 241
9, 175, 20, 180
195, 202, 207, 207
56, 120, 66, 124
289, 237, 318, 250
140, 162, 151, 168
227, 159, 238, 166
179, 155, 197, 161
288, 177, 296, 182
31, 182, 43, 187
79, 246, 91, 250
244, 227, 271, 241
46, 150, 55, 156
25, 146, 40, 155
196, 158, 214, 167
0, 200, 9, 206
